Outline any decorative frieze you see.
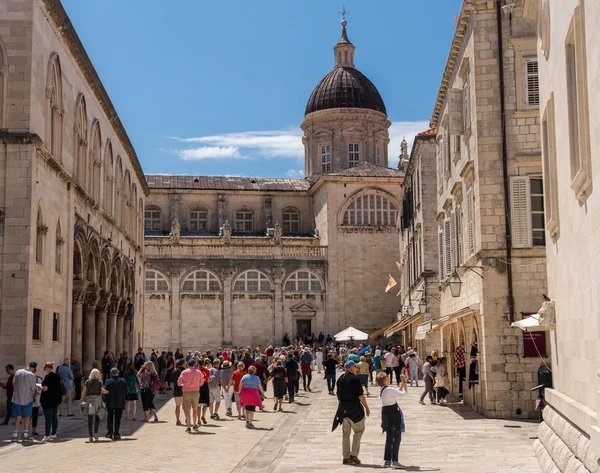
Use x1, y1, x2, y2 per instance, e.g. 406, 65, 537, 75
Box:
337, 225, 398, 234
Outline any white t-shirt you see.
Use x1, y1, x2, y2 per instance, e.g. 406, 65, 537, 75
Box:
380, 386, 407, 407
384, 352, 394, 367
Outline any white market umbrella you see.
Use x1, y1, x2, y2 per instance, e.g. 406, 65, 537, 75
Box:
334, 327, 369, 342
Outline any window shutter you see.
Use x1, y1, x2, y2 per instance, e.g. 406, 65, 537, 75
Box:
450, 211, 457, 269
525, 59, 539, 108
466, 188, 475, 256
463, 78, 471, 131
438, 230, 445, 280
455, 206, 463, 265
437, 139, 443, 189
449, 89, 465, 135
444, 219, 452, 276
510, 176, 533, 248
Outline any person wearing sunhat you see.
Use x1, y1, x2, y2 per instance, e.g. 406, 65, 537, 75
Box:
333, 360, 370, 465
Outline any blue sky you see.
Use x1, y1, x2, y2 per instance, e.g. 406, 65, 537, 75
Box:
62, 0, 462, 178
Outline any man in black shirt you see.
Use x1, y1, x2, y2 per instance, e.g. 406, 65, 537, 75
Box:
336, 360, 370, 465
171, 358, 186, 425
284, 354, 299, 403
323, 353, 338, 395
103, 368, 127, 440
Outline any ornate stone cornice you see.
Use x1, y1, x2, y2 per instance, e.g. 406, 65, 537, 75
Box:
40, 0, 149, 196
337, 225, 398, 234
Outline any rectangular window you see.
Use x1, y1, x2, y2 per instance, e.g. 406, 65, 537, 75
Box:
190, 210, 207, 232
144, 209, 161, 231
466, 187, 475, 256
348, 143, 359, 167
510, 175, 546, 248
524, 58, 539, 108
444, 218, 452, 276
52, 312, 59, 342
235, 211, 253, 232
376, 147, 381, 165
321, 145, 331, 172
530, 177, 546, 247
33, 308, 41, 341
542, 96, 559, 237
282, 211, 300, 233
438, 230, 445, 280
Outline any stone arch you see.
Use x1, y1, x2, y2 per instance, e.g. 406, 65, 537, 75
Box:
181, 269, 222, 292
98, 244, 111, 290
337, 186, 399, 227
104, 141, 114, 215
86, 236, 101, 284
89, 120, 102, 201
35, 204, 46, 264
232, 269, 272, 292
73, 220, 88, 280
124, 170, 132, 234
283, 269, 324, 292
0, 36, 8, 128
45, 53, 63, 160
55, 219, 63, 273
73, 94, 88, 185
110, 257, 122, 297
145, 269, 170, 292
115, 157, 124, 225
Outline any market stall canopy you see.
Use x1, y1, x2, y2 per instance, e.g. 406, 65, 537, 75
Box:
368, 321, 398, 340
415, 322, 432, 340
334, 327, 369, 341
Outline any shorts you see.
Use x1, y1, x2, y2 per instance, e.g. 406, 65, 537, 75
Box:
358, 374, 369, 387
199, 384, 210, 406
209, 386, 221, 404
126, 393, 139, 401
244, 405, 256, 412
182, 392, 198, 411
174, 395, 183, 407
63, 388, 72, 398
159, 369, 167, 383
12, 402, 33, 418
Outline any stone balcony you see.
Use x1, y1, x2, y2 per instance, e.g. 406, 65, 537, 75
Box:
144, 236, 327, 260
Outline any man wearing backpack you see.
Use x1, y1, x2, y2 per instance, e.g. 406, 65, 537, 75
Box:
56, 359, 74, 417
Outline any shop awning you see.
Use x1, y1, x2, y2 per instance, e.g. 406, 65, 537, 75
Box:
511, 301, 555, 332
368, 321, 399, 340
415, 322, 432, 340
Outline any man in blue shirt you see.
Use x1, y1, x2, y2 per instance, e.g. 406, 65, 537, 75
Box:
56, 359, 74, 417
318, 332, 325, 345
103, 367, 128, 440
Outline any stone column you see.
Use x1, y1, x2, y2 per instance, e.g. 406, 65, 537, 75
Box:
71, 281, 87, 360
115, 300, 127, 356
220, 269, 234, 345
272, 266, 285, 344
168, 270, 181, 350
95, 290, 110, 360
107, 296, 120, 355
83, 290, 99, 372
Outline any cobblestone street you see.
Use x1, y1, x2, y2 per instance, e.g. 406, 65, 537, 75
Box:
0, 376, 541, 472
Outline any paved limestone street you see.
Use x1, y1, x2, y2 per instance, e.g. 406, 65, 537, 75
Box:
0, 376, 540, 473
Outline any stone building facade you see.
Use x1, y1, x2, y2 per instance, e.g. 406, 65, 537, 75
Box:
142, 20, 404, 351
520, 0, 600, 471
0, 0, 147, 382
417, 0, 550, 418
391, 130, 440, 356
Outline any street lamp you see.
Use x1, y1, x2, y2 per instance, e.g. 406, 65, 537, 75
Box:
407, 302, 414, 316
419, 295, 427, 314
449, 270, 462, 297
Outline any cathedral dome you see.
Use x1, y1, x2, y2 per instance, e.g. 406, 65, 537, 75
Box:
305, 66, 387, 116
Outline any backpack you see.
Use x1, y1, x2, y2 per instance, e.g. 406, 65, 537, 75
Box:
56, 366, 67, 395
273, 369, 284, 380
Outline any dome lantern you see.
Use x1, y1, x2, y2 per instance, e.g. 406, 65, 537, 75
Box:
334, 10, 355, 68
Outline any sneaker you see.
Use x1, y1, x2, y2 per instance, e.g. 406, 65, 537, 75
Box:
391, 461, 403, 469
32, 431, 39, 436
185, 427, 191, 433
105, 433, 113, 439
193, 424, 199, 431
384, 460, 391, 468
11, 432, 18, 442
22, 432, 31, 442
41, 436, 50, 443
88, 437, 93, 443
113, 434, 121, 440
419, 400, 425, 405
49, 434, 57, 440
93, 435, 98, 441
348, 456, 361, 465
342, 459, 350, 465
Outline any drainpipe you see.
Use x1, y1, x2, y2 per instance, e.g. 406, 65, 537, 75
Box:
496, 0, 515, 323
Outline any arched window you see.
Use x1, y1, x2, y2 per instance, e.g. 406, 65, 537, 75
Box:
144, 206, 161, 232
233, 270, 271, 292
282, 208, 300, 233
145, 270, 169, 292
55, 220, 63, 273
343, 193, 398, 226
182, 270, 220, 292
90, 121, 101, 201
104, 142, 113, 215
235, 210, 253, 232
74, 95, 88, 185
190, 208, 208, 232
36, 208, 46, 264
46, 54, 63, 161
284, 270, 323, 292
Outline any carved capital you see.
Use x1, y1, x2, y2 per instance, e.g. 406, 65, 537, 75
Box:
217, 268, 235, 279
166, 269, 180, 278
96, 290, 111, 312
37, 224, 49, 235
55, 107, 65, 118
271, 266, 285, 281
72, 280, 89, 304
84, 290, 99, 308
117, 300, 128, 318
109, 296, 121, 314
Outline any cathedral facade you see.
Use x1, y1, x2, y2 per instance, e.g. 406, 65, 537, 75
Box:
143, 20, 404, 350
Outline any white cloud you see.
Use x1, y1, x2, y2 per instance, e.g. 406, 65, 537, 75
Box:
286, 169, 304, 178
387, 121, 431, 168
174, 128, 304, 159
176, 146, 244, 160
171, 120, 430, 166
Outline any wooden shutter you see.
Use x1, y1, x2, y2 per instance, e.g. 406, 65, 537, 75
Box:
438, 230, 445, 280
444, 219, 452, 276
455, 206, 463, 265
437, 138, 444, 189
450, 211, 457, 269
510, 176, 532, 248
525, 59, 539, 108
466, 188, 475, 256
449, 89, 465, 135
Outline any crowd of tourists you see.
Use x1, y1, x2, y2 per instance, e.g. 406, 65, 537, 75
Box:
0, 333, 452, 469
